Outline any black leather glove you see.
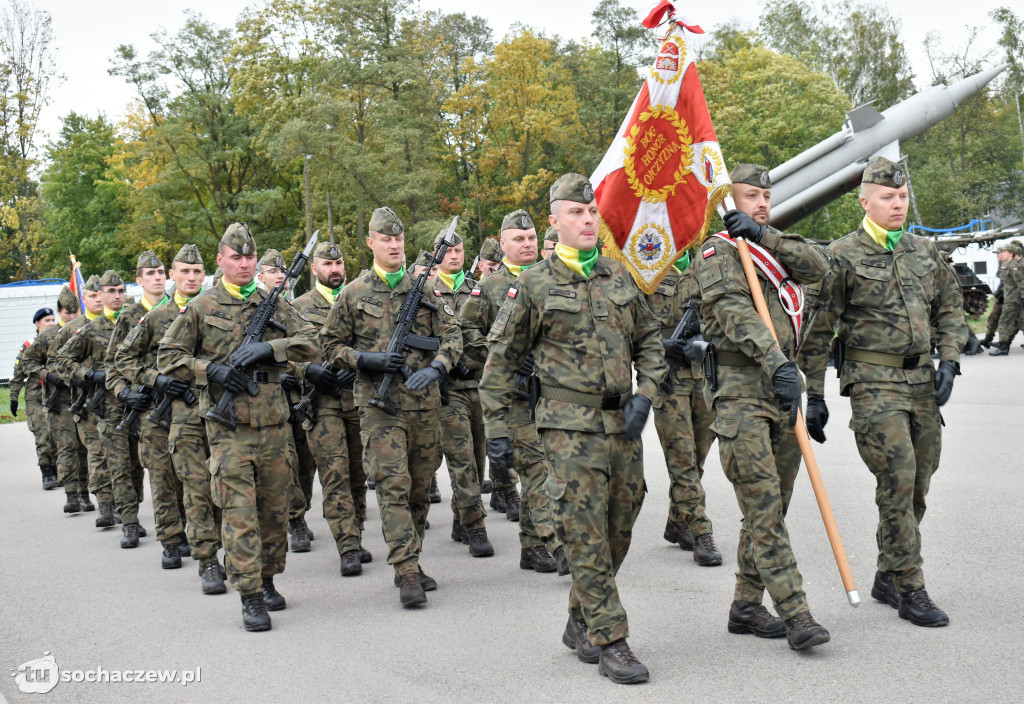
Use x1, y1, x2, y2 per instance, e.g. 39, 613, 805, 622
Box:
622, 394, 653, 439
45, 372, 66, 388
280, 373, 302, 394
486, 437, 514, 486
337, 370, 356, 388
305, 363, 340, 397
451, 360, 473, 379
85, 369, 106, 385
206, 362, 249, 394
934, 360, 959, 407
723, 209, 767, 244
805, 393, 829, 443
515, 354, 536, 377
153, 374, 188, 398
682, 334, 706, 363
773, 361, 801, 426
117, 388, 152, 411
229, 341, 274, 368
405, 361, 446, 391
10, 398, 18, 416
662, 338, 686, 360
357, 350, 404, 374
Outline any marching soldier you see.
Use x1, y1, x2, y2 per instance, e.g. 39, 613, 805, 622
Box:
320, 206, 461, 608
988, 242, 1022, 355
692, 163, 830, 650
480, 174, 666, 684
12, 307, 58, 487
801, 157, 968, 628
160, 224, 317, 630
476, 238, 502, 279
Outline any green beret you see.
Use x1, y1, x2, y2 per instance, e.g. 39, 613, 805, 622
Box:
501, 209, 534, 232
549, 173, 595, 204
862, 156, 907, 188
173, 244, 203, 266
85, 275, 101, 292
478, 238, 503, 261
99, 270, 123, 288
413, 251, 434, 269
220, 222, 257, 255
433, 228, 463, 249
729, 163, 771, 189
369, 207, 404, 236
258, 248, 286, 270
136, 250, 163, 270
57, 285, 79, 313
313, 242, 343, 261
543, 226, 559, 243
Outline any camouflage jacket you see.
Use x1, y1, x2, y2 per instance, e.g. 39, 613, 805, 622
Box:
106, 298, 169, 398
427, 272, 478, 390
20, 324, 60, 388
291, 287, 354, 412
319, 269, 461, 412
800, 227, 968, 396
645, 267, 702, 382
693, 228, 827, 403
10, 339, 32, 400
52, 313, 120, 413
47, 316, 89, 383
479, 254, 667, 437
157, 282, 318, 428
997, 260, 1023, 301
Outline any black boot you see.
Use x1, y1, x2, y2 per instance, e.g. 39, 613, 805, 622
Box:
520, 545, 557, 573
451, 520, 468, 545
393, 567, 436, 591
95, 500, 115, 528
200, 560, 227, 595
467, 525, 494, 557
980, 333, 993, 348
598, 639, 649, 684
989, 341, 1010, 356
63, 491, 81, 514
784, 611, 830, 650
481, 478, 493, 494
963, 336, 983, 356
177, 534, 191, 557
289, 517, 311, 552
359, 547, 372, 563
898, 588, 949, 627
397, 572, 427, 607
120, 522, 140, 549
727, 600, 786, 638
554, 545, 570, 576
41, 466, 59, 490
693, 533, 723, 566
562, 615, 600, 663
663, 518, 694, 550
505, 489, 521, 522
78, 492, 95, 511
340, 550, 362, 576
870, 570, 899, 609
490, 490, 507, 513
429, 475, 441, 503
241, 592, 271, 631
161, 541, 182, 569
261, 577, 286, 611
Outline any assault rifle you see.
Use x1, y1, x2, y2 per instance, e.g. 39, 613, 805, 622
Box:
117, 360, 197, 437
292, 365, 355, 429
43, 378, 66, 414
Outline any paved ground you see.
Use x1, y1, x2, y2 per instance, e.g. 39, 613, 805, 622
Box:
1, 352, 1022, 703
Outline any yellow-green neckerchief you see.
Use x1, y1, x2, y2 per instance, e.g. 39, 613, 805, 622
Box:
501, 257, 535, 278
141, 293, 169, 312
438, 270, 465, 292
555, 243, 599, 278
222, 278, 258, 300
315, 280, 343, 305
85, 309, 99, 321
102, 307, 120, 323
373, 263, 406, 289
173, 291, 193, 309
862, 216, 904, 251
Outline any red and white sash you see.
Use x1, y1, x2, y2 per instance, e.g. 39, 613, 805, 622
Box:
710, 232, 804, 339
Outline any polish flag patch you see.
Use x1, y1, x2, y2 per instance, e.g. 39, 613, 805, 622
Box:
703, 247, 716, 259
470, 288, 481, 296
507, 288, 518, 299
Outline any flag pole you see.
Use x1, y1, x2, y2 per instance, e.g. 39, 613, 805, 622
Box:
720, 198, 859, 607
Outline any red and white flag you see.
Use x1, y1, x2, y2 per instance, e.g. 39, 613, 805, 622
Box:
591, 2, 731, 293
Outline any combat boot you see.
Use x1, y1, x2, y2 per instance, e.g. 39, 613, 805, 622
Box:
989, 341, 1009, 356
964, 336, 983, 355
520, 545, 557, 573
693, 533, 723, 566
898, 588, 949, 627
663, 518, 694, 550
429, 475, 441, 503
241, 592, 271, 631
467, 525, 494, 557
177, 534, 191, 557
451, 521, 468, 545
340, 550, 362, 576
398, 572, 427, 607
598, 639, 649, 684
359, 547, 373, 563
727, 600, 786, 638
784, 611, 830, 650
161, 540, 182, 569
289, 517, 311, 552
120, 522, 140, 549
95, 500, 115, 528
562, 615, 600, 663
394, 567, 436, 591
41, 466, 59, 490
481, 478, 493, 494
63, 491, 81, 514
78, 492, 95, 512
505, 489, 521, 522
980, 332, 993, 348
870, 571, 899, 609
199, 560, 227, 595
554, 545, 570, 576
114, 510, 122, 524
138, 525, 148, 538
261, 577, 286, 610
490, 490, 507, 513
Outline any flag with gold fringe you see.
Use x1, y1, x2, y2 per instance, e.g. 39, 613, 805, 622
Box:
590, 1, 731, 293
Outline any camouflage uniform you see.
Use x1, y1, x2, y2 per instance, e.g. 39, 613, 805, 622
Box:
158, 226, 317, 596
14, 334, 57, 473
479, 175, 667, 646
693, 163, 828, 621
801, 158, 968, 595
994, 251, 1023, 343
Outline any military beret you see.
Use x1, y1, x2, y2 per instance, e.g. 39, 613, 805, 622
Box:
1010, 241, 1024, 256
57, 286, 79, 313
313, 242, 344, 261
729, 163, 771, 189
369, 207, 404, 236
543, 226, 559, 243
433, 228, 463, 249
85, 275, 101, 292
549, 173, 595, 204
173, 244, 203, 266
221, 222, 257, 255
258, 248, 286, 270
136, 250, 163, 270
98, 270, 124, 288
501, 209, 534, 232
413, 251, 434, 269
478, 238, 503, 261
33, 307, 53, 323
862, 156, 907, 188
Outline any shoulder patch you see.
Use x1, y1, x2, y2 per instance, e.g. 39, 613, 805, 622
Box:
470, 288, 481, 296
434, 290, 442, 296
507, 287, 518, 299
443, 304, 455, 316
703, 247, 716, 259
548, 289, 576, 299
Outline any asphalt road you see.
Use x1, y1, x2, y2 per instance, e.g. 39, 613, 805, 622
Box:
2, 352, 1022, 703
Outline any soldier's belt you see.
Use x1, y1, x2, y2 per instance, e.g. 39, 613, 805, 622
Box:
715, 350, 759, 367
845, 348, 925, 369
250, 370, 286, 383
539, 385, 631, 410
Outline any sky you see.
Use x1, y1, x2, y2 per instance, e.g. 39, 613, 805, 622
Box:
31, 0, 1013, 153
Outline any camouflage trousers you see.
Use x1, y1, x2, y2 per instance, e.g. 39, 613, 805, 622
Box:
986, 298, 1002, 336
996, 300, 1023, 342
305, 406, 367, 556
712, 397, 807, 620
79, 414, 110, 501
360, 406, 441, 577
654, 373, 715, 535
206, 421, 291, 595
542, 429, 645, 647
849, 381, 942, 592
26, 395, 56, 468
439, 387, 487, 530
49, 394, 88, 493
287, 415, 317, 521
513, 419, 560, 552
139, 419, 185, 544
169, 418, 221, 563
100, 417, 145, 525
